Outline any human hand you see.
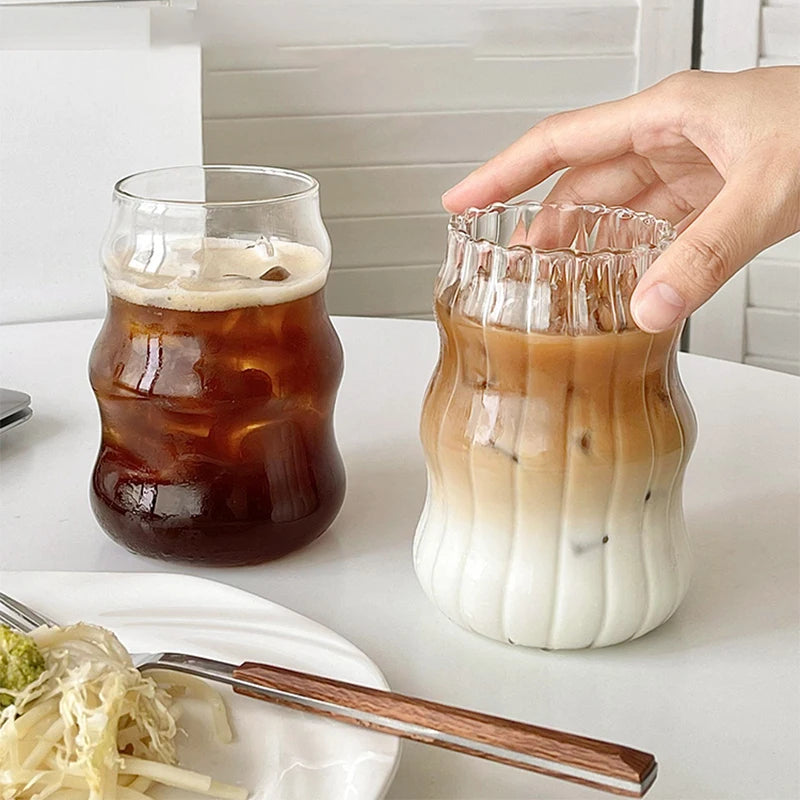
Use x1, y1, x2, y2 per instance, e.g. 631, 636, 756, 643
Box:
442, 67, 800, 333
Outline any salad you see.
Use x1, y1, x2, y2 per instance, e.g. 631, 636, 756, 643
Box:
0, 623, 248, 800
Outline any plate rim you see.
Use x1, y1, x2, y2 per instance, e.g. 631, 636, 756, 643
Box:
0, 569, 403, 800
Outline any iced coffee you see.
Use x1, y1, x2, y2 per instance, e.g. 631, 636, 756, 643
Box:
89, 167, 345, 565
414, 203, 696, 649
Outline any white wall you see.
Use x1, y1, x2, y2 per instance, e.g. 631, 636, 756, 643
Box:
200, 0, 694, 318
0, 2, 202, 325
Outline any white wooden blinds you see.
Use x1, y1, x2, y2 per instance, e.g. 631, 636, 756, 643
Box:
200, 0, 693, 318
692, 0, 800, 374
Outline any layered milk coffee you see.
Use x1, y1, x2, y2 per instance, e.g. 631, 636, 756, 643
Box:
90, 237, 345, 565
414, 236, 696, 649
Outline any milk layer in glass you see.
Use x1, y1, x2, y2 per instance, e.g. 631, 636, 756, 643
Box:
414, 203, 696, 649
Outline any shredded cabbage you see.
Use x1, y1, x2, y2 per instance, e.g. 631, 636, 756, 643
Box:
0, 623, 247, 800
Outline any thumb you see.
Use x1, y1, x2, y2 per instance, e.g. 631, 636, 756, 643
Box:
630, 175, 788, 333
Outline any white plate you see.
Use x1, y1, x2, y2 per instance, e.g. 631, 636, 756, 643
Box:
0, 571, 401, 800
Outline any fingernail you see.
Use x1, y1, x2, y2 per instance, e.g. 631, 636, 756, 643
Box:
442, 172, 477, 211
441, 185, 460, 211
632, 283, 685, 332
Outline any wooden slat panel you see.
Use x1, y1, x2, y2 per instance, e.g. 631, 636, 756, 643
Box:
329, 215, 447, 269
702, 0, 761, 71
636, 0, 693, 88
689, 269, 748, 362
203, 49, 635, 118
475, 5, 637, 56
319, 166, 559, 218
208, 46, 366, 73
691, 0, 759, 360
744, 355, 800, 376
759, 55, 800, 65
317, 164, 480, 218
204, 5, 636, 73
748, 259, 800, 311
200, 2, 638, 66
760, 6, 800, 58
199, 0, 644, 321
204, 108, 549, 168
198, 7, 480, 55
326, 264, 439, 316
745, 307, 800, 360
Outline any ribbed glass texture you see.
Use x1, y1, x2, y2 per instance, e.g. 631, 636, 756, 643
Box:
413, 202, 696, 649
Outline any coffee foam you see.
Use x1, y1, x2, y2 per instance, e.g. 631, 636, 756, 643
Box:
105, 237, 328, 311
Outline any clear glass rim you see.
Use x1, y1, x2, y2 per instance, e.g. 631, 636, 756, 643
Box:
114, 165, 319, 207
450, 201, 676, 256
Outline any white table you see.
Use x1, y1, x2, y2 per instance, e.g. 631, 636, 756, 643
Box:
1, 316, 798, 799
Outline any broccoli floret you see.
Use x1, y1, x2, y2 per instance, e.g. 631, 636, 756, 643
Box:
0, 625, 46, 708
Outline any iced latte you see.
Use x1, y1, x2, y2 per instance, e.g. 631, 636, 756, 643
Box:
414, 203, 696, 648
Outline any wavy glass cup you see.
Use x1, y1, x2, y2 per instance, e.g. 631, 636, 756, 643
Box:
414, 202, 696, 649
89, 166, 345, 566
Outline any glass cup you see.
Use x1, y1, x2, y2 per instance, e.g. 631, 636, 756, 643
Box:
414, 202, 696, 649
89, 166, 345, 566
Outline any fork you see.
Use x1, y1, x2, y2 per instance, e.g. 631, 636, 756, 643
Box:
0, 592, 657, 797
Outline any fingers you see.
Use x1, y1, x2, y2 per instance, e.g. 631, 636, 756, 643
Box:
624, 181, 698, 226
525, 204, 584, 250
674, 208, 702, 235
523, 156, 694, 251
510, 173, 697, 252
630, 171, 789, 333
505, 205, 580, 249
543, 153, 657, 207
442, 94, 645, 213
505, 155, 656, 249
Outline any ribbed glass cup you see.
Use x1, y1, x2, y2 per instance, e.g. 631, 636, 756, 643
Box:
414, 202, 696, 649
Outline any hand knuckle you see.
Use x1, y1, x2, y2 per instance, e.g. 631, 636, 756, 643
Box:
680, 237, 732, 292
660, 70, 703, 106
535, 111, 565, 133
550, 171, 583, 203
